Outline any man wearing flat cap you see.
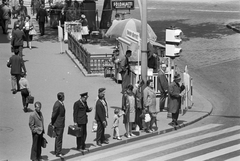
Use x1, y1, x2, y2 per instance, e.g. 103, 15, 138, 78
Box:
73, 92, 92, 150
95, 88, 109, 146
157, 63, 169, 112
168, 73, 185, 126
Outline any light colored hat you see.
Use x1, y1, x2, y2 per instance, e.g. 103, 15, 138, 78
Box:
81, 14, 86, 18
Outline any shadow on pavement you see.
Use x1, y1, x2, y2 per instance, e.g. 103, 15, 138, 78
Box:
34, 26, 58, 43
0, 32, 10, 43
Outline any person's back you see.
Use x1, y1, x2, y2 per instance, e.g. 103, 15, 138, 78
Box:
1, 4, 11, 20
8, 54, 23, 75
37, 7, 46, 22
12, 29, 24, 46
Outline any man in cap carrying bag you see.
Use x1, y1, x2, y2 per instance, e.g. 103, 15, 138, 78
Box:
95, 88, 109, 146
73, 92, 92, 151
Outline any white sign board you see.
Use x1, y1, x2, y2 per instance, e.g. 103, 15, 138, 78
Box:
64, 22, 82, 42
126, 29, 140, 43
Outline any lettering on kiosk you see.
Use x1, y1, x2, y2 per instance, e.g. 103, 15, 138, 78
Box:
112, 1, 135, 10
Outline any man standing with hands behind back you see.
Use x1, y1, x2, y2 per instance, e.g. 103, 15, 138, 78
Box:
36, 4, 48, 36
73, 92, 92, 151
95, 88, 109, 146
51, 92, 65, 157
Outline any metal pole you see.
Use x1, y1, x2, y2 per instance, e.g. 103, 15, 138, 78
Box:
141, 0, 148, 88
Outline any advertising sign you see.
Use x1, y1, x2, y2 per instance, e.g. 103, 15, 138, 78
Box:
64, 22, 82, 41
112, 1, 135, 10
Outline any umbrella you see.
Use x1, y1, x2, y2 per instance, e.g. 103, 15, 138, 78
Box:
105, 18, 157, 41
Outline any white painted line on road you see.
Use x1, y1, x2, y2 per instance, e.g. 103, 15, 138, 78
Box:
112, 126, 240, 161
185, 144, 240, 161
148, 133, 240, 161
80, 124, 222, 161
225, 156, 240, 161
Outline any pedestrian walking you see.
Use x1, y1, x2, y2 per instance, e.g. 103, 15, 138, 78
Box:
23, 15, 34, 49
31, 0, 41, 16
95, 88, 109, 146
11, 0, 20, 19
19, 73, 31, 112
73, 92, 92, 150
0, 0, 11, 34
7, 48, 27, 94
168, 73, 185, 126
112, 108, 124, 140
36, 4, 48, 36
133, 80, 144, 130
123, 84, 136, 138
157, 63, 169, 112
51, 92, 65, 157
13, 14, 24, 30
11, 24, 25, 57
29, 101, 44, 161
80, 14, 89, 43
143, 79, 157, 132
18, 0, 27, 21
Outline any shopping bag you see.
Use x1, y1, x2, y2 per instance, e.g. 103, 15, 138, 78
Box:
92, 120, 97, 132
29, 28, 37, 35
68, 125, 82, 137
47, 124, 56, 138
41, 137, 48, 148
26, 95, 34, 104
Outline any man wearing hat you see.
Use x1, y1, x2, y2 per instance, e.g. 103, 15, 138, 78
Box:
168, 73, 185, 126
157, 63, 169, 112
11, 23, 25, 57
95, 88, 109, 146
73, 92, 92, 150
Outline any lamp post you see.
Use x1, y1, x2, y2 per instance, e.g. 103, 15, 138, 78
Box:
141, 0, 148, 88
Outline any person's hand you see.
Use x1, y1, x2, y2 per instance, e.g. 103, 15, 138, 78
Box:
103, 121, 107, 128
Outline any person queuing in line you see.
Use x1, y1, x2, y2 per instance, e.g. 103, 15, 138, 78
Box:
112, 108, 124, 140
0, 0, 11, 34
11, 24, 25, 57
157, 63, 169, 112
7, 46, 27, 94
13, 14, 24, 30
36, 4, 48, 36
19, 73, 30, 112
51, 92, 65, 157
17, 0, 27, 21
168, 73, 185, 126
123, 84, 136, 138
73, 92, 92, 151
133, 80, 144, 131
29, 101, 44, 161
95, 88, 109, 146
23, 15, 34, 49
143, 79, 157, 132
80, 14, 89, 43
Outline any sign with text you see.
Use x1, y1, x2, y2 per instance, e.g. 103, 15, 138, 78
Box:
126, 29, 140, 43
112, 1, 135, 10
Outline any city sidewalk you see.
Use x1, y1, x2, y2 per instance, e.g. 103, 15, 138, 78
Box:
0, 17, 212, 161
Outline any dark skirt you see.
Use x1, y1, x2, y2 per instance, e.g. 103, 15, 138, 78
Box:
24, 29, 33, 42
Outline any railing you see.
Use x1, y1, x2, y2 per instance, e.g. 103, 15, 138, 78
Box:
68, 33, 112, 74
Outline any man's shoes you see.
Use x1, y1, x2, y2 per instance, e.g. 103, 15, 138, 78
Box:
102, 140, 109, 144
97, 142, 102, 146
23, 108, 28, 113
56, 153, 63, 157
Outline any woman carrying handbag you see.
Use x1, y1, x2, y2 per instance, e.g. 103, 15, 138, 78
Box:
23, 15, 34, 49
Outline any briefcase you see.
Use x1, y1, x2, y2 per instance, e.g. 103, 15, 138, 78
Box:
68, 125, 82, 137
47, 124, 56, 138
26, 95, 34, 104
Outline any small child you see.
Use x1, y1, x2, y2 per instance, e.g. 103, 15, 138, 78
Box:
112, 108, 124, 140
140, 108, 151, 133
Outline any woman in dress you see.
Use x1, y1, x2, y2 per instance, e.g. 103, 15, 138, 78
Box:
23, 15, 34, 49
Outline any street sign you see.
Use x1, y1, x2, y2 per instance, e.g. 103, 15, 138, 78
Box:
112, 1, 135, 10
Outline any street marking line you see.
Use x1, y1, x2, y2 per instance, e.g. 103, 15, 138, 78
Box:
112, 126, 240, 161
80, 124, 222, 161
148, 133, 240, 161
185, 144, 240, 161
225, 156, 240, 161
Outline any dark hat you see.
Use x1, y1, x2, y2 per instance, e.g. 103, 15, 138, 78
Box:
80, 92, 88, 97
174, 73, 181, 80
98, 88, 106, 94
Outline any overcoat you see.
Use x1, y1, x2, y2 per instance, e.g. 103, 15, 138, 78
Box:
73, 100, 91, 124
51, 101, 65, 128
95, 99, 108, 123
143, 86, 157, 113
168, 81, 184, 113
29, 110, 44, 134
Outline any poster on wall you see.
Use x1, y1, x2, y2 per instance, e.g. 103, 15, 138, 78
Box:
64, 22, 82, 42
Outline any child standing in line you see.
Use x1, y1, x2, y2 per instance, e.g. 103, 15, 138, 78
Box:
140, 108, 151, 133
112, 108, 124, 140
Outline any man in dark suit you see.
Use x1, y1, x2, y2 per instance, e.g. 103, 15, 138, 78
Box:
13, 15, 24, 30
73, 92, 92, 151
11, 24, 25, 57
0, 0, 11, 34
95, 88, 109, 146
7, 49, 27, 94
157, 64, 169, 112
51, 92, 65, 157
36, 4, 48, 36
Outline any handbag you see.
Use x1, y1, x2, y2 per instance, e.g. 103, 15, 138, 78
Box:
41, 137, 48, 148
92, 120, 97, 132
47, 124, 56, 138
29, 28, 37, 35
68, 125, 82, 137
26, 95, 34, 104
